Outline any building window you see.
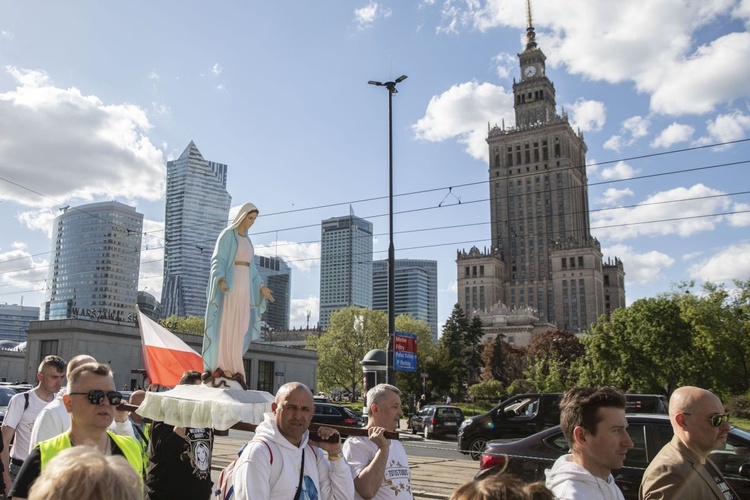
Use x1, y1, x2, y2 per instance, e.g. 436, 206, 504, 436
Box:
578, 256, 584, 268
257, 360, 274, 393
40, 340, 59, 363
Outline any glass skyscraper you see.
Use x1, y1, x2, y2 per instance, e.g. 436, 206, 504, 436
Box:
0, 304, 40, 343
44, 201, 143, 323
161, 141, 231, 318
372, 259, 438, 341
318, 214, 373, 330
254, 254, 291, 331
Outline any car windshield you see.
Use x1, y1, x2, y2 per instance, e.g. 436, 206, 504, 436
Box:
343, 407, 361, 418
0, 388, 15, 406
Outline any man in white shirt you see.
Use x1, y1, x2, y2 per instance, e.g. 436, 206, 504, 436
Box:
343, 383, 413, 500
0, 355, 65, 495
545, 387, 634, 500
29, 354, 133, 449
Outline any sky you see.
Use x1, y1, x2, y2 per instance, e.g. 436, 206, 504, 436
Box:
0, 0, 749, 333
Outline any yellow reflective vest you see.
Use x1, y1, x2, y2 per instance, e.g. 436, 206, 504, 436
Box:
38, 431, 145, 477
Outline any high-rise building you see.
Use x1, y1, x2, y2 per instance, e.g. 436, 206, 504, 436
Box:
161, 141, 231, 318
457, 11, 625, 333
44, 201, 143, 323
319, 214, 373, 330
0, 304, 40, 343
372, 259, 438, 341
254, 254, 292, 331
137, 291, 162, 322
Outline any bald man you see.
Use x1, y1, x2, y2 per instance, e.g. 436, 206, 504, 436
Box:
639, 386, 739, 499
232, 382, 354, 499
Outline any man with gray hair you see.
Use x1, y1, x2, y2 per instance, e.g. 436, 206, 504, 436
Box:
639, 386, 739, 499
343, 383, 413, 499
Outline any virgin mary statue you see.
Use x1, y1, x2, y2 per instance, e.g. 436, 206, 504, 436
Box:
202, 203, 274, 388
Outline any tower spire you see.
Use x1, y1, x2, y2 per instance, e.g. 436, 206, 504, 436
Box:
525, 0, 537, 51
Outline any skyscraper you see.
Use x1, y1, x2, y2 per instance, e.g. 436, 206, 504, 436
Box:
372, 259, 438, 340
457, 8, 625, 333
254, 254, 291, 331
319, 214, 373, 330
44, 201, 143, 323
0, 304, 40, 343
161, 141, 231, 318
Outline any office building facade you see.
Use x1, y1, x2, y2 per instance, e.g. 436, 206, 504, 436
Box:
44, 201, 143, 323
0, 304, 40, 344
457, 15, 625, 333
254, 254, 292, 331
372, 259, 438, 341
319, 214, 373, 330
161, 141, 231, 318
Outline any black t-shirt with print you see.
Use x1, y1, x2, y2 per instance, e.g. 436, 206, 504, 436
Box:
146, 422, 214, 500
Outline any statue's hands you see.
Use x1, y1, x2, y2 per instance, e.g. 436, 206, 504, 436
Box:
219, 278, 229, 293
260, 285, 275, 302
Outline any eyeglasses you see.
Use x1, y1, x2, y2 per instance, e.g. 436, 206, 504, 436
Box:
683, 412, 730, 427
69, 390, 124, 406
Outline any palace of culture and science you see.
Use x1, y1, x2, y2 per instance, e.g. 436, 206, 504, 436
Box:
457, 8, 626, 334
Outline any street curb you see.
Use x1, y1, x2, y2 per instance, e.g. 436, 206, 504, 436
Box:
414, 491, 449, 499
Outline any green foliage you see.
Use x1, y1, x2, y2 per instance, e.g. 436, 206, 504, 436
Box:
394, 315, 438, 396
524, 330, 583, 391
159, 315, 205, 335
307, 307, 387, 395
726, 392, 750, 419
468, 379, 505, 401
506, 378, 535, 396
438, 304, 484, 399
481, 335, 526, 386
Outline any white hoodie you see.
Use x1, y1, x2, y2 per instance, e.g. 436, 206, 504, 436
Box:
545, 454, 625, 500
233, 412, 354, 500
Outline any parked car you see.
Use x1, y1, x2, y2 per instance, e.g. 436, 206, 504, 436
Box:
0, 386, 17, 424
478, 414, 750, 500
312, 403, 364, 435
409, 405, 465, 439
458, 393, 667, 459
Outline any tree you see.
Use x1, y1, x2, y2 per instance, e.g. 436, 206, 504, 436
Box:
524, 329, 583, 390
480, 335, 526, 386
576, 297, 692, 394
307, 307, 387, 395
159, 315, 204, 335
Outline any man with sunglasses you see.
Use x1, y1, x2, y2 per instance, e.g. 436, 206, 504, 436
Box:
9, 362, 144, 500
640, 386, 738, 499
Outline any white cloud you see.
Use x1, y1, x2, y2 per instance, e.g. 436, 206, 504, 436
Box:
443, 280, 457, 294
255, 241, 321, 273
566, 99, 606, 132
603, 135, 624, 152
412, 81, 513, 161
1, 31, 14, 40
592, 183, 731, 241
291, 296, 320, 328
354, 2, 392, 29
651, 122, 695, 148
622, 116, 650, 138
493, 52, 518, 80
688, 242, 750, 283
433, 1, 748, 118
682, 251, 704, 261
0, 66, 165, 208
602, 244, 674, 285
0, 243, 49, 292
17, 209, 58, 237
599, 161, 640, 180
595, 187, 633, 206
211, 63, 222, 75
697, 111, 750, 146
727, 202, 750, 227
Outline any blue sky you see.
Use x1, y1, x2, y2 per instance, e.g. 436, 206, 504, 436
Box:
0, 1, 749, 331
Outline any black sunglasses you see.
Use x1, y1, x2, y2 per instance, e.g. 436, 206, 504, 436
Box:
69, 390, 124, 406
684, 412, 730, 428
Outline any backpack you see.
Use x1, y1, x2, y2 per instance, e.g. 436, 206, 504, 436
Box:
215, 439, 275, 500
8, 391, 30, 448
214, 438, 318, 500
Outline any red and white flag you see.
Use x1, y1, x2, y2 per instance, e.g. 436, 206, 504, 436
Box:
137, 308, 203, 387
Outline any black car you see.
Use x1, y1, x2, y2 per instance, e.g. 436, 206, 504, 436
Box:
409, 405, 465, 439
312, 403, 364, 434
0, 386, 17, 424
479, 414, 750, 500
458, 392, 667, 460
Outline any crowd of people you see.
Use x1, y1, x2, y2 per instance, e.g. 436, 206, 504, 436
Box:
0, 354, 740, 499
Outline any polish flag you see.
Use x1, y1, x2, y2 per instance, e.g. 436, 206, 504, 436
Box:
137, 308, 203, 387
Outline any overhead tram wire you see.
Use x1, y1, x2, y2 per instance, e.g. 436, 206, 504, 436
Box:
0, 138, 747, 267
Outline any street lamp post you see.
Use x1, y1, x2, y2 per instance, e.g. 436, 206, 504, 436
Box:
368, 75, 407, 386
